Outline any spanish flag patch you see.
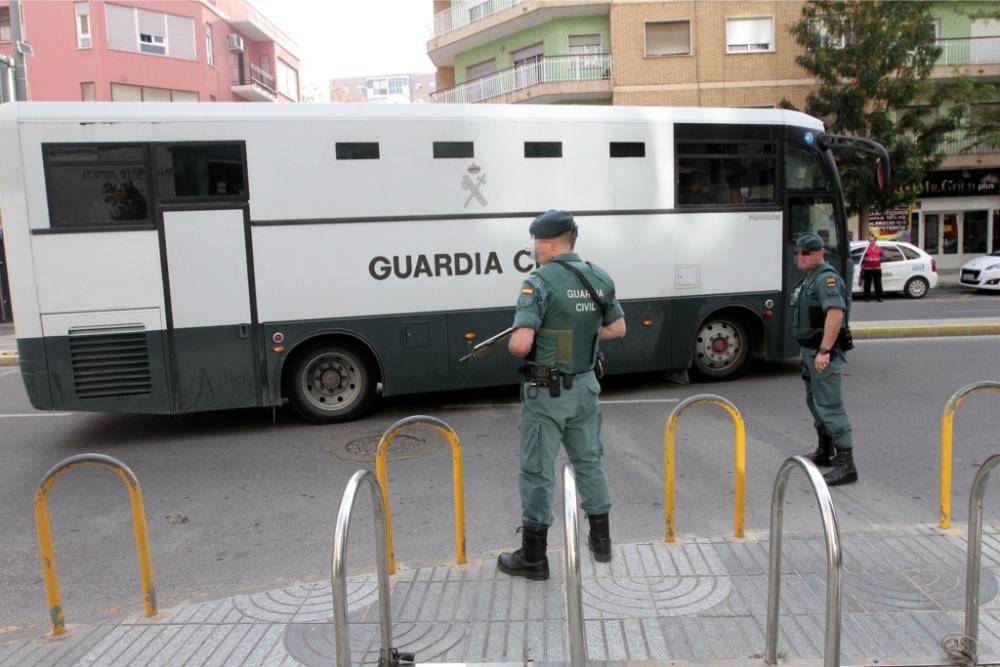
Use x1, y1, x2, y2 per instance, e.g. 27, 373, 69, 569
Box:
825, 277, 837, 289
521, 287, 534, 296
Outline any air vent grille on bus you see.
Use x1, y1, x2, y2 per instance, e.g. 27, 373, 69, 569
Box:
68, 325, 152, 398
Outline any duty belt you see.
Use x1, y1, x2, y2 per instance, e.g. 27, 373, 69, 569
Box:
520, 365, 590, 398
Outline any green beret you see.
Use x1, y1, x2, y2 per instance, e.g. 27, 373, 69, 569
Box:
529, 209, 577, 239
795, 232, 825, 251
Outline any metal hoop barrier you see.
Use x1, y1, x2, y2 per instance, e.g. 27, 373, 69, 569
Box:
562, 463, 586, 666
939, 381, 1000, 529
664, 393, 746, 542
964, 452, 1000, 654
331, 469, 397, 666
33, 453, 157, 636
375, 415, 467, 574
765, 456, 842, 667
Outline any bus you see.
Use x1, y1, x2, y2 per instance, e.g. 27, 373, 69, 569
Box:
0, 102, 886, 423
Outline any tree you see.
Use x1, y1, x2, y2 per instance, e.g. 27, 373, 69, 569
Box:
788, 1, 961, 236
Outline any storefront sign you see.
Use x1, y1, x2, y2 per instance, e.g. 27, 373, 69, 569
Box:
868, 208, 910, 239
897, 169, 1000, 199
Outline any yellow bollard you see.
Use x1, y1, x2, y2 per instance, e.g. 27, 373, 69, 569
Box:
939, 381, 1000, 529
664, 394, 746, 543
34, 453, 157, 636
375, 415, 467, 574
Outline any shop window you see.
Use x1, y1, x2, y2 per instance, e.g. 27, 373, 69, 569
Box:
964, 210, 988, 254
924, 214, 939, 254
43, 144, 150, 228
154, 143, 247, 199
942, 213, 959, 254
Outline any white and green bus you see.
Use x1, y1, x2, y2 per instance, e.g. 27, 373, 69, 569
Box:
0, 102, 886, 423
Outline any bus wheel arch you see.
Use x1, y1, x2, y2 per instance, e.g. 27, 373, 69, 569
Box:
282, 335, 382, 423
689, 307, 759, 382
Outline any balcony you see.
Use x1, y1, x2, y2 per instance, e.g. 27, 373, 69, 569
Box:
932, 36, 1000, 80
431, 54, 612, 104
937, 129, 1000, 170
231, 62, 277, 102
427, 0, 610, 67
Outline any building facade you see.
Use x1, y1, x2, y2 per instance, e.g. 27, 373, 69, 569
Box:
0, 0, 300, 103
428, 0, 1000, 266
329, 72, 437, 104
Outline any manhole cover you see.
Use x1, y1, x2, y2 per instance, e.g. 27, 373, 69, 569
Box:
324, 432, 442, 462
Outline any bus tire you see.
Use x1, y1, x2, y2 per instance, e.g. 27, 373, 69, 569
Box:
286, 341, 377, 423
690, 315, 751, 382
904, 276, 929, 299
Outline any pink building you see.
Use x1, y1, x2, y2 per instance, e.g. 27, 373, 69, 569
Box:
0, 0, 300, 102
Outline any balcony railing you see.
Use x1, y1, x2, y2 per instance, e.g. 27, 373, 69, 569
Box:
231, 62, 276, 95
432, 54, 612, 104
936, 36, 1000, 67
432, 0, 526, 38
938, 130, 999, 156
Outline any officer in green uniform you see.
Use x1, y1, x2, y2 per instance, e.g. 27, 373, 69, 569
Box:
497, 210, 627, 580
791, 232, 858, 486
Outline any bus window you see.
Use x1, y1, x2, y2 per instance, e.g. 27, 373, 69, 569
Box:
154, 143, 247, 199
43, 144, 150, 227
610, 142, 645, 158
676, 141, 776, 206
785, 143, 830, 191
789, 196, 839, 250
336, 142, 380, 160
433, 142, 474, 158
524, 141, 562, 158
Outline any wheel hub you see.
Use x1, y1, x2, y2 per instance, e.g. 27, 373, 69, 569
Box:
319, 366, 343, 392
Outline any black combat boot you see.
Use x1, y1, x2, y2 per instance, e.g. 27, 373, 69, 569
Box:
587, 513, 612, 563
497, 526, 549, 580
806, 430, 836, 467
822, 448, 858, 486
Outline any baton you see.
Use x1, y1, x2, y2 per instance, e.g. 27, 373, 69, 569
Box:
458, 327, 515, 363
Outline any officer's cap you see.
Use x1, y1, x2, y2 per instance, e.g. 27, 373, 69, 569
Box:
529, 209, 577, 239
795, 232, 825, 251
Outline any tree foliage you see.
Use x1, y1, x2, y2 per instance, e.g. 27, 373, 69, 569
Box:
789, 1, 960, 222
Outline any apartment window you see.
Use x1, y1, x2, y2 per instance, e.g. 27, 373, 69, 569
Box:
0, 7, 11, 42
525, 142, 562, 158
466, 58, 496, 81
645, 21, 691, 57
726, 17, 774, 53
154, 143, 247, 199
433, 142, 474, 159
336, 143, 380, 160
808, 19, 845, 49
610, 142, 645, 158
569, 34, 601, 55
111, 83, 198, 101
80, 82, 96, 101
105, 3, 196, 60
276, 58, 299, 100
205, 23, 213, 66
388, 77, 408, 96
43, 144, 151, 228
75, 3, 92, 48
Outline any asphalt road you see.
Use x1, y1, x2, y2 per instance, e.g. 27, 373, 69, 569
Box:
849, 278, 1000, 322
2, 333, 1000, 642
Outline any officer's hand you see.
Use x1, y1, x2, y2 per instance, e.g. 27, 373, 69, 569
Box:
814, 351, 830, 372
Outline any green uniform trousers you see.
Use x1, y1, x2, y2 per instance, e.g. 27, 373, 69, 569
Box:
519, 371, 612, 530
800, 347, 853, 450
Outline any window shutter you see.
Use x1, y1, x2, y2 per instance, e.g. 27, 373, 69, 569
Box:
646, 21, 690, 56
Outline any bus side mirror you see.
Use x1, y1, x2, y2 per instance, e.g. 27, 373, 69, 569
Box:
876, 159, 886, 190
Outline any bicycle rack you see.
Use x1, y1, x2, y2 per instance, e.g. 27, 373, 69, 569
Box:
34, 453, 157, 636
963, 451, 1000, 658
664, 393, 746, 542
939, 381, 1000, 528
562, 463, 586, 666
331, 469, 408, 666
765, 455, 842, 667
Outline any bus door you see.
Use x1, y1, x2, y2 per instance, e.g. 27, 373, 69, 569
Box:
160, 205, 260, 412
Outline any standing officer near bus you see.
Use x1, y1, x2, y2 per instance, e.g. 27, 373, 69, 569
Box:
791, 232, 858, 486
498, 210, 627, 580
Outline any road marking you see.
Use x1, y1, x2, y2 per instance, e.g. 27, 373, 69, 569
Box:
444, 397, 681, 409
604, 398, 681, 405
0, 369, 18, 377
862, 334, 1000, 345
0, 413, 75, 419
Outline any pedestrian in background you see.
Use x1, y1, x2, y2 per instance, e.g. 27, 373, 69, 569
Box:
861, 234, 884, 302
498, 210, 627, 580
791, 232, 858, 486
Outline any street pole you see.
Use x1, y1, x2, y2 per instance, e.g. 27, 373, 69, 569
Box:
0, 55, 13, 103
9, 0, 29, 101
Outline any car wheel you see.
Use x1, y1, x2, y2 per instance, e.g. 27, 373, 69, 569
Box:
904, 276, 929, 299
286, 341, 377, 423
690, 316, 751, 381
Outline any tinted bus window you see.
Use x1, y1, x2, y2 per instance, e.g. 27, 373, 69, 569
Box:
433, 142, 474, 158
336, 142, 380, 160
525, 142, 562, 158
610, 142, 645, 158
676, 141, 776, 206
44, 144, 150, 227
155, 143, 247, 199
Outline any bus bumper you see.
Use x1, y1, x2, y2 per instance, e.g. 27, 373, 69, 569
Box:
17, 338, 54, 410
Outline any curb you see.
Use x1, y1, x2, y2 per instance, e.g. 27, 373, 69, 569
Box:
853, 322, 1000, 339
0, 351, 18, 367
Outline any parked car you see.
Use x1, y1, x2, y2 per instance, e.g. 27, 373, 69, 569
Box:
849, 240, 938, 299
959, 249, 1000, 292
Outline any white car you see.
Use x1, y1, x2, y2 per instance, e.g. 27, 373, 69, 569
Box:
959, 250, 1000, 292
849, 240, 939, 299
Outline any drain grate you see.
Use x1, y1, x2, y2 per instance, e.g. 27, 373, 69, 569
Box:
326, 433, 442, 462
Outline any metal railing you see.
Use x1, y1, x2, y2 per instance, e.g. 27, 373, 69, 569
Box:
331, 469, 402, 666
34, 453, 157, 636
562, 463, 586, 666
664, 394, 746, 542
939, 381, 1000, 528
765, 456, 842, 667
231, 62, 276, 94
963, 452, 1000, 660
936, 36, 1000, 67
432, 54, 612, 104
432, 0, 526, 38
938, 129, 1000, 156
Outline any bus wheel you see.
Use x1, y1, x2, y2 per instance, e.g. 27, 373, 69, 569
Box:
287, 342, 377, 423
691, 316, 751, 382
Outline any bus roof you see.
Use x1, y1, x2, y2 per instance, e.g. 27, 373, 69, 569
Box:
0, 101, 825, 131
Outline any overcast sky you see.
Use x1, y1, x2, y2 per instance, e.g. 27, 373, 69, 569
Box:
250, 0, 437, 98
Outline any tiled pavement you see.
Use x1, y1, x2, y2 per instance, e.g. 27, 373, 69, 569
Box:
4, 523, 1000, 665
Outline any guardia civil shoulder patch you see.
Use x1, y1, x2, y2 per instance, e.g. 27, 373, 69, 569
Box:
521, 287, 534, 295
825, 277, 837, 288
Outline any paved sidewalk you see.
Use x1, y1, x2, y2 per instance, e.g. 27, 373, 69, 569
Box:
3, 522, 1000, 666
